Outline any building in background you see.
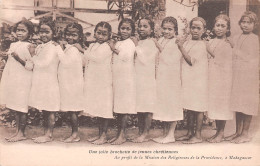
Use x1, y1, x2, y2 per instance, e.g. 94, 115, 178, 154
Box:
0, 0, 259, 38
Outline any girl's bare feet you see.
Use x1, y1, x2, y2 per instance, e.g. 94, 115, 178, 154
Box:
92, 135, 108, 145
176, 134, 193, 141
33, 136, 53, 143
7, 132, 27, 142
182, 136, 203, 144
230, 134, 251, 144
224, 133, 239, 141
63, 136, 80, 143
108, 137, 116, 143
208, 134, 224, 143
87, 136, 100, 142
5, 132, 18, 141
153, 136, 175, 144
131, 135, 149, 143
111, 137, 127, 145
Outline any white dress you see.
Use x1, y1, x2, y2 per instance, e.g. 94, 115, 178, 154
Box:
29, 41, 61, 111
153, 38, 183, 121
112, 38, 136, 114
83, 42, 113, 119
181, 40, 208, 112
135, 38, 159, 113
231, 33, 259, 116
0, 41, 32, 113
58, 44, 84, 111
208, 38, 233, 120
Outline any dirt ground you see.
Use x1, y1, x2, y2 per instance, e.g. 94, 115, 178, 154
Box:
0, 112, 260, 166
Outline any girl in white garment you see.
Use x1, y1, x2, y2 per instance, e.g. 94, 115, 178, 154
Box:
226, 11, 259, 144
108, 18, 136, 145
132, 17, 159, 143
206, 14, 233, 143
27, 20, 64, 143
0, 19, 34, 142
152, 16, 183, 144
58, 23, 84, 143
83, 22, 113, 145
176, 17, 208, 144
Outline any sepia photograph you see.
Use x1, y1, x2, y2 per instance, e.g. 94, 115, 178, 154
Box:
0, 0, 259, 165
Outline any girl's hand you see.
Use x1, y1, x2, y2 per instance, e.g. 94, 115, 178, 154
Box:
107, 39, 119, 54
152, 38, 163, 52
175, 36, 186, 48
28, 44, 36, 57
57, 40, 67, 50
226, 37, 234, 48
73, 43, 85, 53
107, 39, 116, 50
130, 36, 139, 46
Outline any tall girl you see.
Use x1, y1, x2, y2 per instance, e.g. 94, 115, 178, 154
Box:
152, 17, 183, 144
28, 20, 63, 143
83, 22, 113, 145
132, 17, 159, 143
176, 17, 208, 144
0, 19, 34, 142
58, 23, 84, 143
207, 14, 233, 143
108, 18, 136, 145
226, 11, 259, 143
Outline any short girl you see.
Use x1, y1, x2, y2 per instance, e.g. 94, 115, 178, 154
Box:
176, 17, 208, 144
152, 16, 183, 144
58, 23, 84, 143
132, 17, 159, 143
28, 20, 64, 143
0, 19, 34, 142
83, 22, 113, 145
226, 11, 259, 143
108, 18, 136, 145
206, 14, 233, 143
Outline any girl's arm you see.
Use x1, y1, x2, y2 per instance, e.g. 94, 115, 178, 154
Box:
11, 52, 26, 66
152, 38, 163, 53
73, 43, 85, 54
11, 43, 34, 71
107, 39, 119, 54
130, 36, 139, 46
176, 38, 192, 66
205, 41, 215, 58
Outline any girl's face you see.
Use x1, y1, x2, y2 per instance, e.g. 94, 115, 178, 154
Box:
138, 19, 152, 39
39, 24, 53, 43
65, 27, 80, 44
240, 17, 254, 34
95, 26, 110, 44
214, 19, 228, 38
162, 22, 176, 39
119, 22, 132, 40
190, 20, 205, 40
16, 24, 29, 41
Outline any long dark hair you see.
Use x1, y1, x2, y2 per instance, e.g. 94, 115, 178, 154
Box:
118, 18, 135, 36
94, 21, 112, 40
64, 22, 84, 46
137, 17, 155, 37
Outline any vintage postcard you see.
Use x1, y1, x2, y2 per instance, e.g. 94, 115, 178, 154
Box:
0, 0, 259, 166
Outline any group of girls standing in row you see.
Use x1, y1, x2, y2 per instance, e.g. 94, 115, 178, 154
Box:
0, 11, 259, 145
